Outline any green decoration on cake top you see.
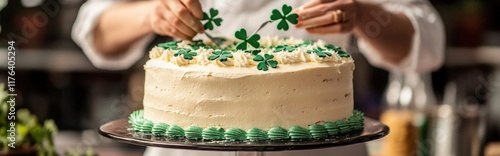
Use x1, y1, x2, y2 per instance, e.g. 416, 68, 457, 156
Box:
234, 28, 261, 50
185, 126, 204, 140
270, 4, 299, 31
202, 8, 223, 30
246, 128, 268, 141
189, 40, 207, 50
307, 47, 333, 58
224, 128, 247, 141
244, 49, 262, 55
174, 49, 197, 60
253, 54, 278, 71
273, 44, 296, 52
158, 41, 180, 50
208, 50, 233, 62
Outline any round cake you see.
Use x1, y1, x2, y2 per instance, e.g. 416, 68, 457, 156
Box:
130, 37, 363, 140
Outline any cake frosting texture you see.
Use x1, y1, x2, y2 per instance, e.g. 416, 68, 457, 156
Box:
142, 37, 355, 131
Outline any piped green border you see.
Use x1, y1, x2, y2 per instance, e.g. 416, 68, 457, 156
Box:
129, 110, 364, 141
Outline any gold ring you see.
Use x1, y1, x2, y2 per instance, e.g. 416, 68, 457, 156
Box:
331, 10, 346, 23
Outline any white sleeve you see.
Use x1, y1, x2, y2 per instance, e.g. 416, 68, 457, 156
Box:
71, 0, 155, 70
357, 0, 445, 74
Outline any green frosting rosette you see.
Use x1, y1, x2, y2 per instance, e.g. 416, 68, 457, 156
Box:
185, 126, 203, 140
224, 128, 247, 141
288, 126, 311, 140
308, 124, 328, 139
324, 121, 340, 136
267, 126, 289, 140
246, 128, 268, 141
151, 122, 169, 136
139, 120, 154, 133
166, 125, 185, 138
349, 113, 364, 131
128, 110, 145, 131
337, 120, 351, 134
202, 127, 225, 140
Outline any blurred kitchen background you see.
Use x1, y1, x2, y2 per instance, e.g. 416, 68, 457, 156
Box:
0, 0, 499, 155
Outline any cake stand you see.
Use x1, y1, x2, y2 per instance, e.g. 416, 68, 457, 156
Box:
99, 117, 388, 155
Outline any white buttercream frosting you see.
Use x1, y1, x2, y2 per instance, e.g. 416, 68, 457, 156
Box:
142, 36, 355, 130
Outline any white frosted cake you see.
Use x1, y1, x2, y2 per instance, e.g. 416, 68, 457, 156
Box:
129, 37, 363, 141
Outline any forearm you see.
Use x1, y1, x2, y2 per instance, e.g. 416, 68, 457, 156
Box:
93, 1, 157, 57
353, 2, 414, 65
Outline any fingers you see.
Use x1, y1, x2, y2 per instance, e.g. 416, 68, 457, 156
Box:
163, 0, 204, 33
295, 12, 335, 28
297, 2, 336, 20
305, 22, 353, 34
180, 0, 203, 20
153, 5, 193, 40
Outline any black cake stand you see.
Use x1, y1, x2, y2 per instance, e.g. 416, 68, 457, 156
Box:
98, 117, 389, 153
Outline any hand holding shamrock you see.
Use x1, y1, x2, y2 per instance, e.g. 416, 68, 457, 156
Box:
148, 0, 205, 40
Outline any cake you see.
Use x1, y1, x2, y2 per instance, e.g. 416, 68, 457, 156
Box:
128, 36, 364, 141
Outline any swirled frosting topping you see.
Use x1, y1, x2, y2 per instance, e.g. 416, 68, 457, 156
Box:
149, 37, 352, 71
151, 122, 169, 136
224, 128, 247, 141
288, 126, 311, 140
166, 125, 185, 138
202, 127, 225, 140
185, 126, 203, 140
139, 120, 154, 133
247, 128, 268, 141
267, 127, 289, 140
308, 124, 328, 139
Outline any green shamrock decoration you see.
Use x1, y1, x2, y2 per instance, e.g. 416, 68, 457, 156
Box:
297, 39, 313, 47
324, 44, 341, 51
244, 49, 262, 55
189, 40, 207, 50
323, 44, 350, 58
307, 47, 332, 58
208, 50, 233, 62
202, 8, 223, 30
174, 49, 197, 60
158, 41, 179, 50
253, 54, 278, 71
273, 44, 296, 52
336, 50, 350, 58
234, 28, 261, 50
270, 4, 299, 31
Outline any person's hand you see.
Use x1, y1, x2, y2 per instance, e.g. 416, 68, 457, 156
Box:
149, 0, 205, 40
295, 0, 358, 34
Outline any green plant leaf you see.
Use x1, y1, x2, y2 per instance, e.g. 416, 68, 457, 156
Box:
277, 19, 289, 30
234, 28, 247, 40
257, 62, 269, 71
253, 55, 264, 61
270, 9, 283, 20
268, 60, 278, 68
213, 18, 223, 26
247, 34, 261, 48
202, 12, 209, 20
286, 13, 299, 24
204, 22, 214, 30
174, 49, 197, 60
209, 8, 219, 17
264, 54, 274, 60
245, 49, 261, 55
202, 8, 223, 31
